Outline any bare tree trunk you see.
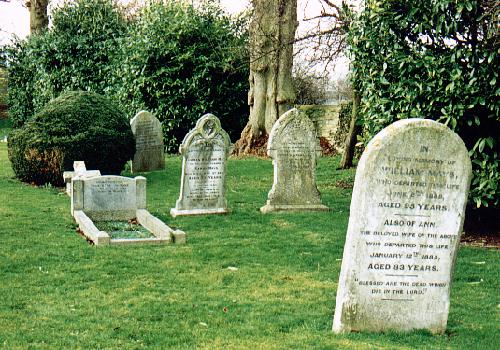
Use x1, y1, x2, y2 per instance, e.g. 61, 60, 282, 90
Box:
339, 91, 361, 169
234, 0, 298, 156
25, 0, 49, 34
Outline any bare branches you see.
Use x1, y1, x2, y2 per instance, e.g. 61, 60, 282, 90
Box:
294, 0, 353, 72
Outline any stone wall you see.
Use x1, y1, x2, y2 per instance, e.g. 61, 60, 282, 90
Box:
298, 103, 350, 154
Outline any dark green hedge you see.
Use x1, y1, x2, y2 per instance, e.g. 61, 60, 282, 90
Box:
116, 1, 249, 151
349, 0, 499, 208
8, 91, 135, 186
5, 0, 249, 152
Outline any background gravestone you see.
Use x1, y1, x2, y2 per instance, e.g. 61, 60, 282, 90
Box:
170, 114, 232, 217
260, 108, 328, 213
130, 110, 165, 173
333, 119, 472, 334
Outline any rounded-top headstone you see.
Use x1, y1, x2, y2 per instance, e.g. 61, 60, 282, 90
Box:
333, 118, 472, 334
130, 110, 165, 173
260, 108, 328, 213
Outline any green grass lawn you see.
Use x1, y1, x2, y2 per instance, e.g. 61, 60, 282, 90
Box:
0, 142, 498, 349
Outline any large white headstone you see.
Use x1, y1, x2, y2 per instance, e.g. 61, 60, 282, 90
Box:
333, 119, 472, 334
261, 108, 328, 213
130, 110, 165, 173
170, 114, 232, 217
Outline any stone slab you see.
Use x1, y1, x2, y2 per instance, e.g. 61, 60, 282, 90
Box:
137, 209, 172, 241
332, 119, 472, 334
130, 110, 165, 173
171, 113, 232, 217
71, 175, 145, 221
109, 237, 171, 246
261, 108, 328, 213
73, 210, 110, 245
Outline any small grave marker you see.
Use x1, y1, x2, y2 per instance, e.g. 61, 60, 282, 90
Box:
62, 161, 100, 195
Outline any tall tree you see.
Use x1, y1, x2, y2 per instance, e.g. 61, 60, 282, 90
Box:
25, 0, 49, 33
234, 0, 298, 155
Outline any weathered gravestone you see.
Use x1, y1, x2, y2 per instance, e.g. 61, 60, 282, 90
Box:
260, 108, 328, 213
130, 110, 165, 173
170, 114, 232, 217
333, 119, 472, 334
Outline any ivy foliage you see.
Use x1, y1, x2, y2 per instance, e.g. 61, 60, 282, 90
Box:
5, 0, 127, 128
5, 0, 249, 152
349, 0, 499, 207
117, 0, 249, 151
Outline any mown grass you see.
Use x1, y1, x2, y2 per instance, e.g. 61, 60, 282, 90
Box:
0, 141, 498, 349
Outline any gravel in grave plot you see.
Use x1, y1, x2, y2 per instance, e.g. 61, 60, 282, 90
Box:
96, 220, 154, 239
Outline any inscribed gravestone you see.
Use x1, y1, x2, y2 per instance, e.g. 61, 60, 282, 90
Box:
130, 110, 165, 173
170, 114, 232, 217
260, 108, 328, 213
72, 175, 146, 221
333, 119, 472, 334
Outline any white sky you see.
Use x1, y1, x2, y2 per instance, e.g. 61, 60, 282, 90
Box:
0, 0, 348, 78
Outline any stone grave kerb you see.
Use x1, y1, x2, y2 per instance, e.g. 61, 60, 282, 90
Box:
332, 118, 472, 334
71, 175, 185, 245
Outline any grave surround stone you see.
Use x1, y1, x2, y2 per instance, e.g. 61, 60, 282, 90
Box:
130, 110, 165, 173
71, 175, 185, 245
260, 108, 328, 213
332, 118, 472, 334
170, 114, 232, 217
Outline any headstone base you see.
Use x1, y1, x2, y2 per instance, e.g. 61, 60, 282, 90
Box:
170, 207, 229, 218
260, 203, 329, 213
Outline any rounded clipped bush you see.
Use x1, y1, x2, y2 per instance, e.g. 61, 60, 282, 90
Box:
8, 91, 135, 186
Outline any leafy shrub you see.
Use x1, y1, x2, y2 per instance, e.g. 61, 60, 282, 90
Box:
5, 0, 249, 151
349, 0, 499, 207
5, 0, 128, 128
117, 0, 249, 151
8, 91, 134, 185
0, 68, 7, 111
